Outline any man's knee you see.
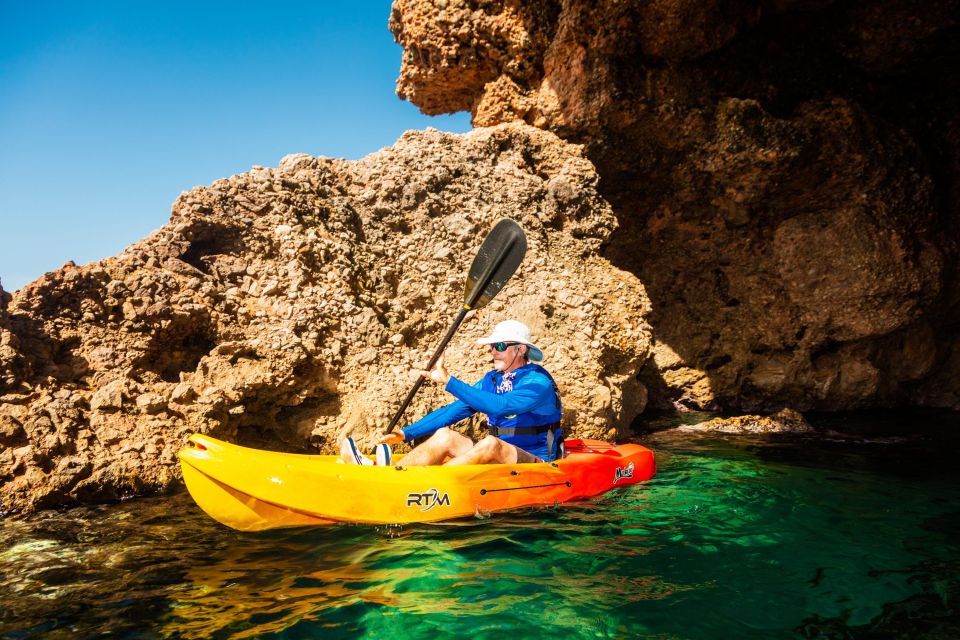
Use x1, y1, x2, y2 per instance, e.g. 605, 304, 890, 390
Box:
475, 434, 498, 448
429, 427, 473, 455
432, 427, 457, 444
474, 435, 507, 460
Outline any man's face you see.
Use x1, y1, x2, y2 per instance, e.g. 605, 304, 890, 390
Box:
487, 342, 523, 371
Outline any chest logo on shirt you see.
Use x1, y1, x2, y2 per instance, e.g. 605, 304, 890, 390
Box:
406, 488, 451, 512
613, 462, 635, 484
495, 370, 518, 393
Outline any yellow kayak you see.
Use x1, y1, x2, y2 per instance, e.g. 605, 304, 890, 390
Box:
178, 433, 656, 531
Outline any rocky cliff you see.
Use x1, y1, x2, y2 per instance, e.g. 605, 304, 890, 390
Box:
3, 2, 958, 514
390, 0, 960, 411
0, 125, 650, 513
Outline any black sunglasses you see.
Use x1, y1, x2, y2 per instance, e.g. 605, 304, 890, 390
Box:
491, 342, 521, 352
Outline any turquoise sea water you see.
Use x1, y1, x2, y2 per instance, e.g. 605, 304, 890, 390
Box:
2, 413, 959, 639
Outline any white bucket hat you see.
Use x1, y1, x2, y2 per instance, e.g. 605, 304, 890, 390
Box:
476, 320, 544, 363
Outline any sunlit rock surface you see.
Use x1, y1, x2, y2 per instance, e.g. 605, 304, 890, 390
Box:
0, 124, 650, 513
4, 1, 959, 514
391, 0, 960, 412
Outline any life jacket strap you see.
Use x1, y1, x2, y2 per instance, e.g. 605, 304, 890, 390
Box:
489, 422, 562, 437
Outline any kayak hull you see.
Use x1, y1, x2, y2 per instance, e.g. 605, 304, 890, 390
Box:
178, 434, 655, 530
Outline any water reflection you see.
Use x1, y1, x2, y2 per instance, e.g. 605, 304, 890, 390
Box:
158, 504, 685, 638
1, 428, 959, 639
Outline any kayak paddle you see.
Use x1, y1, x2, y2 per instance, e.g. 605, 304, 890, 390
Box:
384, 218, 528, 433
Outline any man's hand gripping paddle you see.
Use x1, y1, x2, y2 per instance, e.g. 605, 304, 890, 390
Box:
383, 218, 528, 434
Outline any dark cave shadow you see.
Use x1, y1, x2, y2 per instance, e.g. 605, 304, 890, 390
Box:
555, 3, 960, 414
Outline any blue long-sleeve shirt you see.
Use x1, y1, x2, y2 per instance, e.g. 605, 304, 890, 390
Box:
403, 367, 559, 442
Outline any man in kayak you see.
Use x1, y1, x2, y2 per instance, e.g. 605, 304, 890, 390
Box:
341, 320, 563, 466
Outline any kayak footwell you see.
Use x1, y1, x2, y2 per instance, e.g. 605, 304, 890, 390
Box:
178, 434, 655, 530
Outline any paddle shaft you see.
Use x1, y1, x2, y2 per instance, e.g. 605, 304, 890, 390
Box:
384, 306, 468, 434
385, 233, 520, 434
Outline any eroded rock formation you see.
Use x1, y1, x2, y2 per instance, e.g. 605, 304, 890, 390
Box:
0, 124, 650, 513
3, 2, 958, 513
390, 0, 960, 411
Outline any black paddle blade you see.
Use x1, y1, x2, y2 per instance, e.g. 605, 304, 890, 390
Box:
384, 219, 527, 433
463, 218, 527, 310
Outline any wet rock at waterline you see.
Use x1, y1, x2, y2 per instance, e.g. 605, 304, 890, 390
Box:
0, 124, 651, 514
391, 0, 960, 412
674, 409, 815, 435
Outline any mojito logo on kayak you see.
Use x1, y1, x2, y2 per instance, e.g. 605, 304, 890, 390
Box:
406, 488, 451, 512
613, 462, 635, 484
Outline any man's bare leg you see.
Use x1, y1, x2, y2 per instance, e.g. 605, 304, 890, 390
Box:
399, 427, 475, 466
444, 435, 541, 466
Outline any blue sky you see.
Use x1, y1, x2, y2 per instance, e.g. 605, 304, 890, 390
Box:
0, 2, 471, 291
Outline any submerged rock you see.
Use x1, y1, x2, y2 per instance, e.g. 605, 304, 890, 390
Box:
675, 408, 815, 435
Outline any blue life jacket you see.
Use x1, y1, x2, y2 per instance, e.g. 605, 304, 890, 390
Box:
480, 364, 563, 461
